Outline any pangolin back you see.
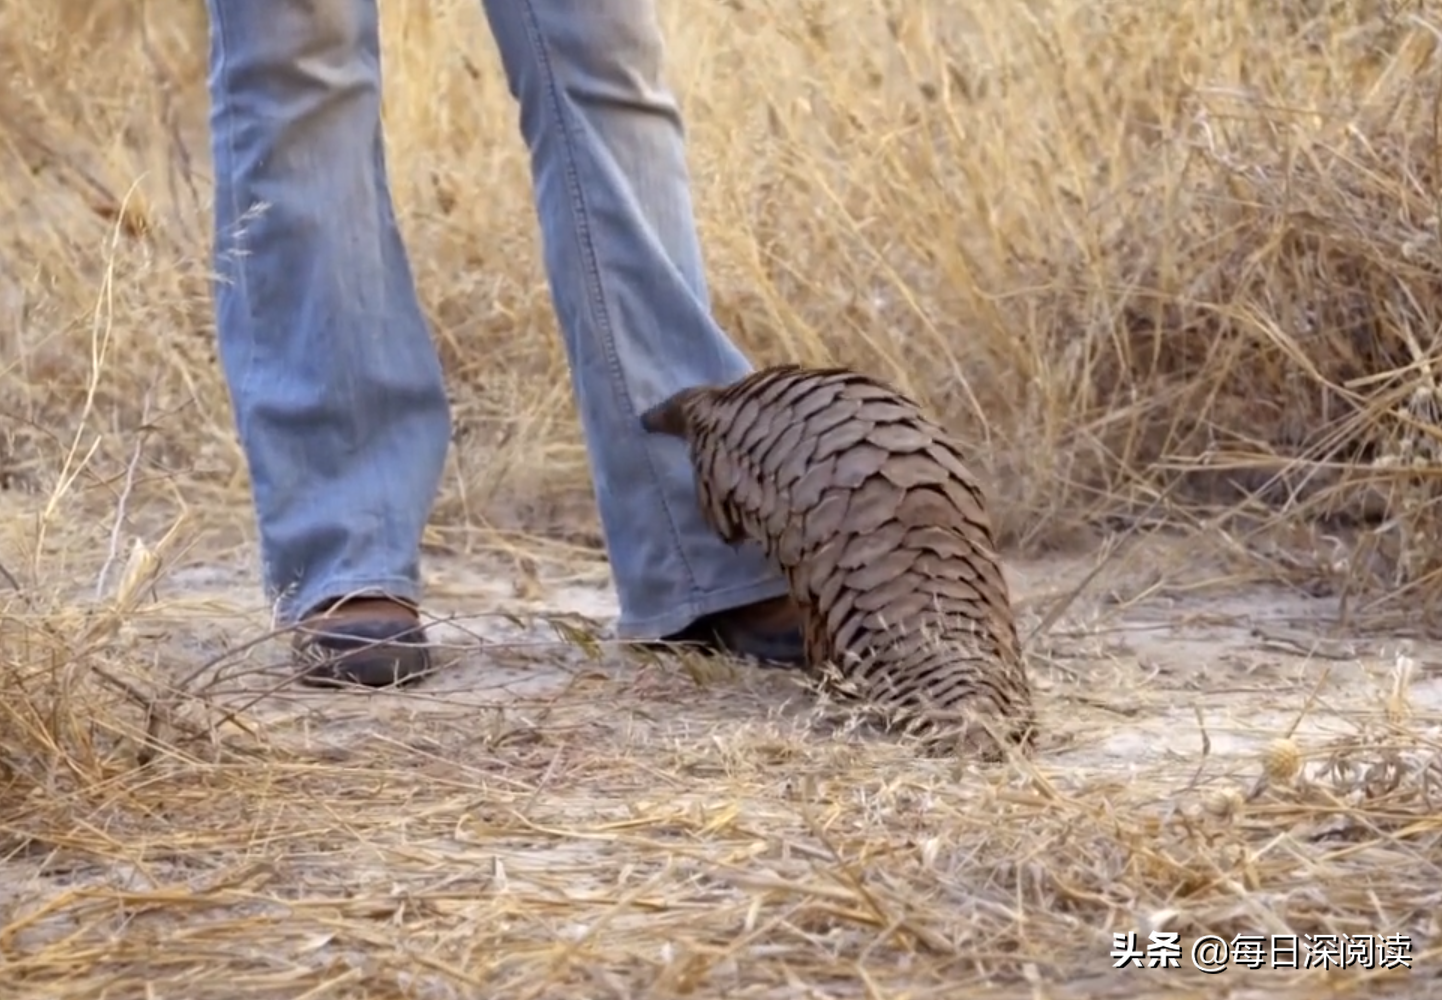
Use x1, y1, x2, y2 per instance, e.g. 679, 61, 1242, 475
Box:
640, 363, 1036, 758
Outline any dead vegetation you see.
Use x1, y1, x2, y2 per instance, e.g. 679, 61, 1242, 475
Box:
4, 0, 1442, 996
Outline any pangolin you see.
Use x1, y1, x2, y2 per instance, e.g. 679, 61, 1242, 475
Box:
640, 363, 1036, 758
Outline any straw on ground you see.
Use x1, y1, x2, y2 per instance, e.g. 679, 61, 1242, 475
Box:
3, 0, 1442, 997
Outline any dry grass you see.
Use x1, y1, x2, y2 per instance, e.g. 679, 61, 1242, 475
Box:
5, 0, 1442, 995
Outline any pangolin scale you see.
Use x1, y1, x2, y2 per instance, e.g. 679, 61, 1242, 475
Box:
640, 363, 1036, 758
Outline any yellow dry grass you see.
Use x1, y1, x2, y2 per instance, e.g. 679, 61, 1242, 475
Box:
4, 0, 1442, 996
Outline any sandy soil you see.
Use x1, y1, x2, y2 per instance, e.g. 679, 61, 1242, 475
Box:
144, 532, 1442, 770
6, 530, 1439, 998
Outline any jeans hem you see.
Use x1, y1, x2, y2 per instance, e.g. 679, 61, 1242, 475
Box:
277, 575, 424, 627
614, 576, 792, 641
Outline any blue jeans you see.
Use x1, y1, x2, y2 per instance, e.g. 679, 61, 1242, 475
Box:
204, 0, 789, 638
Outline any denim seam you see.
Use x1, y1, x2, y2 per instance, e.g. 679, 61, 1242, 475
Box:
284, 574, 424, 627
209, 7, 256, 452
209, 5, 270, 599
612, 577, 790, 640
513, 0, 699, 595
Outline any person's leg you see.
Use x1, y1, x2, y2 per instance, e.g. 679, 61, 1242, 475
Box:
478, 0, 802, 662
205, 0, 451, 685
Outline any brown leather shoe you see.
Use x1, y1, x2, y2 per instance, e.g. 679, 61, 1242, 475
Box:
291, 596, 434, 688
653, 594, 807, 668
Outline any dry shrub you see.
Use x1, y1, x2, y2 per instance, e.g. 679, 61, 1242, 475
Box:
8, 5, 1442, 992
1017, 2, 1442, 594
6, 2, 1442, 991
0, 0, 1439, 711
2, 0, 1442, 587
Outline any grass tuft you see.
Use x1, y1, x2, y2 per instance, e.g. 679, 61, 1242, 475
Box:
4, 0, 1442, 995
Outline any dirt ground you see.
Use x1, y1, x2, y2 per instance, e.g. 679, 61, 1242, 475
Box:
148, 532, 1442, 766
7, 1, 1442, 993
4, 529, 1440, 998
